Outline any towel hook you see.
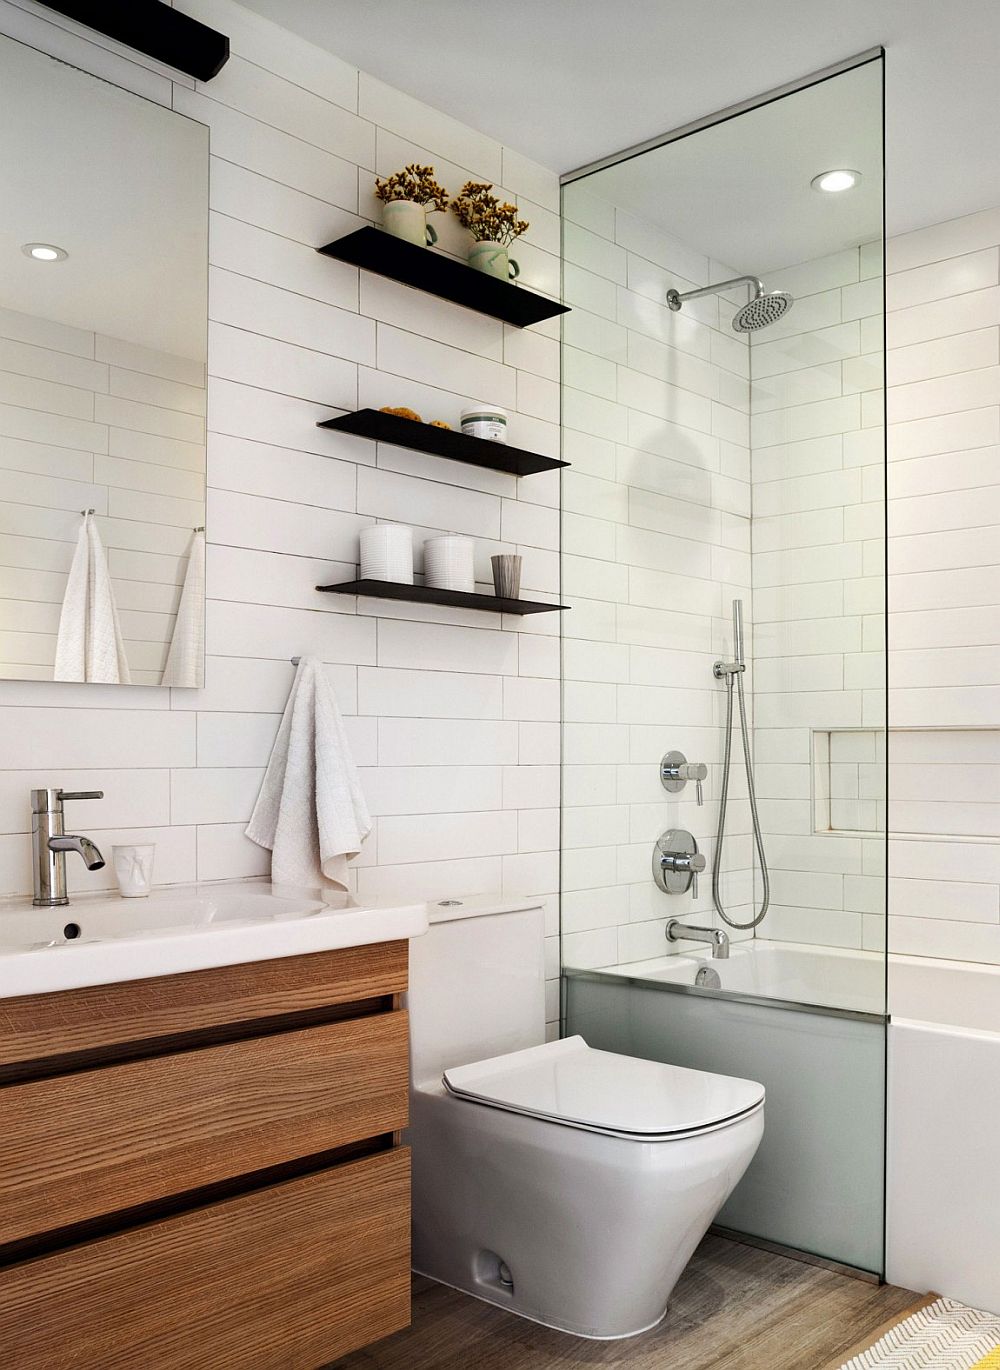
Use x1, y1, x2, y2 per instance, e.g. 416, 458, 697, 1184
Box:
80, 507, 95, 516
193, 525, 205, 533
290, 656, 301, 665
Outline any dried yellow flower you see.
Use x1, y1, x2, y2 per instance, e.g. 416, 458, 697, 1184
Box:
451, 181, 529, 246
374, 163, 449, 211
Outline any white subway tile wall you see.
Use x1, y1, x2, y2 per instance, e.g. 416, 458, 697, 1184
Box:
0, 321, 206, 685
749, 243, 886, 951
755, 205, 1000, 964
561, 184, 755, 970
887, 205, 1000, 964
0, 0, 562, 1024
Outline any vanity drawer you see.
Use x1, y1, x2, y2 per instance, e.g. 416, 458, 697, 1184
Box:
0, 938, 408, 1077
0, 1146, 411, 1369
0, 1009, 408, 1248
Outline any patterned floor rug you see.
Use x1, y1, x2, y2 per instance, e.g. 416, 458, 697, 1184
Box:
840, 1296, 1000, 1368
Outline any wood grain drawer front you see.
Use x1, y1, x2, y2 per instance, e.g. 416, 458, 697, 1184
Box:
0, 1009, 408, 1247
0, 938, 408, 1075
0, 1147, 411, 1370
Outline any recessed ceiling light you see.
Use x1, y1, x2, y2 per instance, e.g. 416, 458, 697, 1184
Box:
811, 169, 862, 194
21, 242, 68, 262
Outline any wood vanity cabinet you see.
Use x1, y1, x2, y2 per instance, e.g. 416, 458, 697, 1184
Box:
0, 939, 412, 1368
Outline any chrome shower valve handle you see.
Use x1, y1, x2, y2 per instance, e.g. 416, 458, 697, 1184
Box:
660, 751, 708, 805
652, 829, 706, 899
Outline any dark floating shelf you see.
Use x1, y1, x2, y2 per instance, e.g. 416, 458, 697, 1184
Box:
317, 409, 568, 477
317, 578, 568, 616
318, 227, 570, 329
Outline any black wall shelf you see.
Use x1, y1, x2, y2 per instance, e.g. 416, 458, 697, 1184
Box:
318, 228, 569, 328
318, 409, 567, 477
37, 1, 230, 80
317, 579, 567, 616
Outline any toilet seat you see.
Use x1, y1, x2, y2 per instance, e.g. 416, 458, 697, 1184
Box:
443, 1035, 765, 1141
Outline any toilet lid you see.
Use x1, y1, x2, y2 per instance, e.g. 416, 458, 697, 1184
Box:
443, 1036, 765, 1140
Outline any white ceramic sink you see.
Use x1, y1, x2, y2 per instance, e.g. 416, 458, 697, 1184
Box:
0, 882, 428, 998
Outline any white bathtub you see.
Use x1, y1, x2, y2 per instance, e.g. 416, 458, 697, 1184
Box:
574, 941, 1000, 1304
621, 939, 886, 1015
887, 954, 1000, 1314
568, 940, 888, 1272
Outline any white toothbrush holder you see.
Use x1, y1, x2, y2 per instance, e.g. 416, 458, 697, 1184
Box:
424, 535, 475, 593
113, 844, 155, 898
360, 523, 413, 583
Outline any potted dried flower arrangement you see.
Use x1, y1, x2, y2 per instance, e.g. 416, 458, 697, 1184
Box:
375, 163, 450, 247
451, 181, 529, 281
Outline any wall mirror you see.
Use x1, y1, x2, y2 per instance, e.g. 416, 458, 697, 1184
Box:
0, 33, 208, 687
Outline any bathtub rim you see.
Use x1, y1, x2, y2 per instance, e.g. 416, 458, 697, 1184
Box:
563, 961, 887, 1025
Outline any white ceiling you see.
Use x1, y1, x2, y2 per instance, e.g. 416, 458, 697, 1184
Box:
0, 33, 208, 360
585, 63, 883, 276
240, 0, 1000, 238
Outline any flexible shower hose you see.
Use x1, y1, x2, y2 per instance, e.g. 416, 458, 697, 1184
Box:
713, 665, 770, 930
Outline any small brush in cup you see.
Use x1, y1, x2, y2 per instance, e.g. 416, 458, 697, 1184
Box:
491, 554, 522, 599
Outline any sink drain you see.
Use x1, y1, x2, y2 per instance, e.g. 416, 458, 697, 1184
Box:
62, 923, 81, 940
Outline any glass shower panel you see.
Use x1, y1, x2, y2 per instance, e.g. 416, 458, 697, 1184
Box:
560, 55, 886, 1274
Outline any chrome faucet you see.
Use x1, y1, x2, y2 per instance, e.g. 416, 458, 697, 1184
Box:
665, 918, 730, 959
31, 788, 105, 907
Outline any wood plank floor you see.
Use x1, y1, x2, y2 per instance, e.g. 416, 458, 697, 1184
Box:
332, 1235, 921, 1370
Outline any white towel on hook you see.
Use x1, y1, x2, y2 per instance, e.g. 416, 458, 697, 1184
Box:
53, 511, 132, 684
160, 530, 205, 688
245, 655, 372, 891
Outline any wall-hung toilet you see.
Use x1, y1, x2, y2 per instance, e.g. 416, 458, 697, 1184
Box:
408, 896, 765, 1340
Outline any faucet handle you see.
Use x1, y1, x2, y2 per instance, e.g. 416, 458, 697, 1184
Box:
661, 752, 708, 804
32, 788, 104, 815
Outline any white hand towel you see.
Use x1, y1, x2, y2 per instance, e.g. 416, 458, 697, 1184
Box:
160, 530, 205, 688
53, 512, 132, 684
245, 655, 372, 891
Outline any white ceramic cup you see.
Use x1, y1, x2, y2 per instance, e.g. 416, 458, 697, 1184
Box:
113, 844, 155, 898
468, 240, 520, 280
383, 199, 437, 247
424, 534, 475, 593
360, 523, 414, 583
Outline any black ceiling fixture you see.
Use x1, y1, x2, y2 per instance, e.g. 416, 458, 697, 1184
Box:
36, 1, 230, 82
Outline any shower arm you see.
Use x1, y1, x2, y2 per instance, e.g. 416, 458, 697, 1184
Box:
666, 276, 763, 310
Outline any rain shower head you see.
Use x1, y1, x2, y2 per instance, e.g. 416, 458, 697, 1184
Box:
732, 289, 793, 332
666, 274, 794, 333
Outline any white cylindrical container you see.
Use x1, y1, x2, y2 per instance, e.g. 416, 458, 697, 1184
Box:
461, 405, 508, 444
360, 523, 413, 583
113, 844, 155, 898
424, 535, 475, 593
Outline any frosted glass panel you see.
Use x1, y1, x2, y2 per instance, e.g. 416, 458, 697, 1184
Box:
567, 973, 885, 1273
